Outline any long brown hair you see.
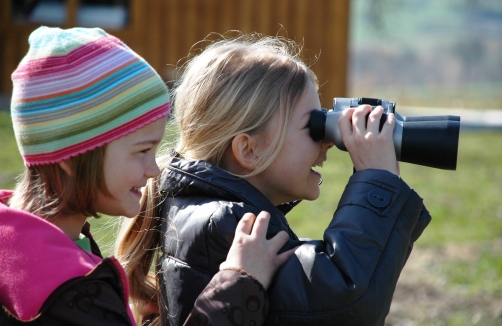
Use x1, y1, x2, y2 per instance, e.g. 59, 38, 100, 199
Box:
9, 146, 108, 220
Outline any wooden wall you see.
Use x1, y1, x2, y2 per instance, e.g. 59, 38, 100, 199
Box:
0, 0, 350, 108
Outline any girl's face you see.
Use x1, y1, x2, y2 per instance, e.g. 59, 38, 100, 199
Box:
248, 81, 333, 206
93, 118, 166, 218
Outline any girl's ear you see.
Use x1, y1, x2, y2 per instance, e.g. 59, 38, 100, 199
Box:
231, 133, 259, 171
58, 160, 74, 177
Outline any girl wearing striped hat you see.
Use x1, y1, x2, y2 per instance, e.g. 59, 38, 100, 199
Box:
0, 26, 294, 326
0, 26, 170, 325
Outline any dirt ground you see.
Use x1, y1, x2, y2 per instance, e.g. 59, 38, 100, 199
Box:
386, 241, 502, 326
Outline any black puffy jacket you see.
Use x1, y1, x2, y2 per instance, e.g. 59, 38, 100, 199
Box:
158, 158, 431, 326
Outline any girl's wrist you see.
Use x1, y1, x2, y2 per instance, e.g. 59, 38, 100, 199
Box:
219, 266, 267, 291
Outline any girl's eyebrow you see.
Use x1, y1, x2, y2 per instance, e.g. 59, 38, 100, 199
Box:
133, 139, 162, 146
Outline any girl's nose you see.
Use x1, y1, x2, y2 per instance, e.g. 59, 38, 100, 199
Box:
145, 157, 161, 178
321, 140, 334, 150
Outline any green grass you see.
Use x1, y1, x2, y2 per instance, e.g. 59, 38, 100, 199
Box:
1, 111, 501, 324
0, 112, 24, 189
445, 247, 502, 295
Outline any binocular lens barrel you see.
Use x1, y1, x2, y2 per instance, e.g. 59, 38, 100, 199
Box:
309, 98, 461, 170
400, 116, 460, 170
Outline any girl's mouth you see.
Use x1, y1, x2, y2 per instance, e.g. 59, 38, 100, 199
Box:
310, 169, 321, 175
311, 162, 323, 176
131, 186, 142, 197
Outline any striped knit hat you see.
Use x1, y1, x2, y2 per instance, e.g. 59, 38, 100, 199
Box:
11, 26, 170, 166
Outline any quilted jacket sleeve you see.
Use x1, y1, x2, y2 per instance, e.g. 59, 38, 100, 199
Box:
266, 169, 431, 326
184, 269, 269, 326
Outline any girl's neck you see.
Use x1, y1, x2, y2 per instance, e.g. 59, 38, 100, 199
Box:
50, 213, 88, 240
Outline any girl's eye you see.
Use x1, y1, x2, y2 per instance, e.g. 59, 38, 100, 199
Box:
140, 148, 151, 154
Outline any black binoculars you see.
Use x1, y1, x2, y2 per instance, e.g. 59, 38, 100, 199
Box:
309, 97, 460, 170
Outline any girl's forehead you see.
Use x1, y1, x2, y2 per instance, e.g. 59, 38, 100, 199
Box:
113, 118, 167, 147
295, 82, 321, 111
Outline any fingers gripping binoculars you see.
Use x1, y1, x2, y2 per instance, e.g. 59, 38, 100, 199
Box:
309, 97, 460, 170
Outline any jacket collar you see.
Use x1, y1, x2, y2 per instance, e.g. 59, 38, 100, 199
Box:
159, 157, 300, 230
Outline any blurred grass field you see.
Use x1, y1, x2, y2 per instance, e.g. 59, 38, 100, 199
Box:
1, 111, 501, 325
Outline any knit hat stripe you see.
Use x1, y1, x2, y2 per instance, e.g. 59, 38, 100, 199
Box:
12, 52, 133, 106
18, 79, 168, 148
13, 33, 120, 79
22, 103, 170, 166
11, 26, 170, 166
12, 42, 135, 101
20, 27, 108, 60
12, 59, 153, 124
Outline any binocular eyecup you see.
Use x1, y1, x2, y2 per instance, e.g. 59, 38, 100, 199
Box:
309, 98, 461, 170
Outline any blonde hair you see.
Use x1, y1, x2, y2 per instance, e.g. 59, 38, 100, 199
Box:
174, 33, 318, 175
9, 146, 108, 220
115, 175, 165, 325
115, 32, 318, 324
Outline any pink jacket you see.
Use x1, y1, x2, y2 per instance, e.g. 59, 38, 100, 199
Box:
0, 190, 135, 325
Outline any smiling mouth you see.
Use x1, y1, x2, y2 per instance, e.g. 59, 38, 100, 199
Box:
311, 162, 324, 175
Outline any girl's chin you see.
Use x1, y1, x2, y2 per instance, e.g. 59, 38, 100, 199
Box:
301, 187, 321, 202
100, 206, 140, 218
305, 193, 320, 201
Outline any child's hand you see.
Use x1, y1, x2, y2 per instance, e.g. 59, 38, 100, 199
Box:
220, 211, 297, 289
338, 105, 400, 175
